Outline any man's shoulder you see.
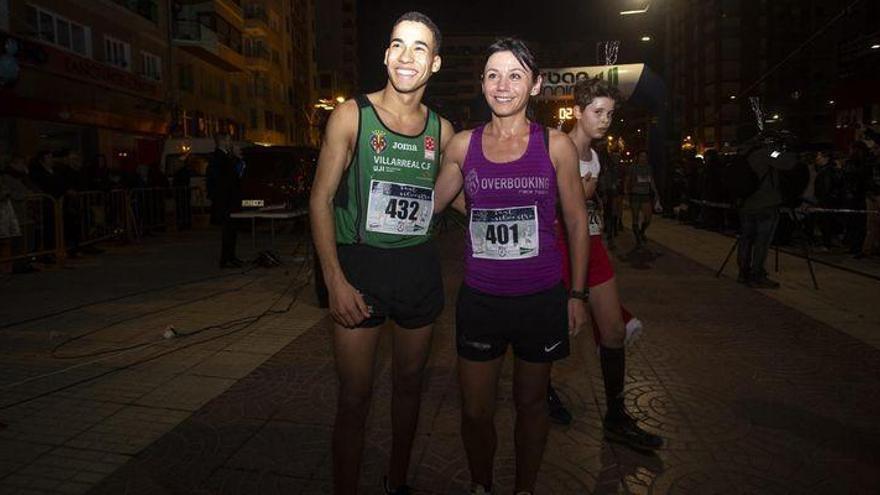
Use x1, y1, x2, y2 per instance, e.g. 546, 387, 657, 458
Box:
448, 129, 474, 149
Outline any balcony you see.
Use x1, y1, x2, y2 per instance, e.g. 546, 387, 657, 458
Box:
243, 5, 269, 34
173, 21, 245, 72
245, 46, 271, 71
112, 0, 160, 23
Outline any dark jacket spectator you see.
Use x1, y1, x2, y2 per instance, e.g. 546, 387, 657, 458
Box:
207, 147, 243, 225
28, 151, 67, 198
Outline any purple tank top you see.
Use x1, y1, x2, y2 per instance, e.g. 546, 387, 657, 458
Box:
462, 123, 561, 296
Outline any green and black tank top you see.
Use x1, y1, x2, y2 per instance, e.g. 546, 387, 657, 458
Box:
334, 94, 442, 248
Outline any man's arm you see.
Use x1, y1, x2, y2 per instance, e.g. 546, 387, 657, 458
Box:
433, 129, 469, 213
309, 100, 370, 327
550, 130, 590, 336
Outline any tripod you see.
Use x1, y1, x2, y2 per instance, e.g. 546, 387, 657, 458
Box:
715, 209, 819, 289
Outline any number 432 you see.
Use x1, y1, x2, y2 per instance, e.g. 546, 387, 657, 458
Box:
385, 199, 420, 220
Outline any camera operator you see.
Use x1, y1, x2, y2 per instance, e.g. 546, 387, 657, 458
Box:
736, 133, 797, 288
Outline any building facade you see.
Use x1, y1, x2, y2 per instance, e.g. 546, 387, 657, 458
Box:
314, 0, 356, 102
425, 34, 497, 128
0, 0, 318, 168
1, 0, 171, 169
171, 0, 316, 146
664, 0, 878, 152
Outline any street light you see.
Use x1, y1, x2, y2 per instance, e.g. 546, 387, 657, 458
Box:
640, 36, 652, 42
871, 44, 880, 50
620, 5, 650, 15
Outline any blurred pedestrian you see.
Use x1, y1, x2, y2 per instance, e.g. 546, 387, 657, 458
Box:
207, 133, 243, 268
626, 150, 659, 247
1, 155, 39, 273
857, 129, 880, 258
843, 142, 869, 254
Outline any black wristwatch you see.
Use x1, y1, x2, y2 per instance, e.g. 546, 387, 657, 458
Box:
568, 288, 590, 301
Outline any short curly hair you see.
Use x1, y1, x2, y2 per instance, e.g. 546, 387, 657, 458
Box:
393, 11, 442, 54
573, 76, 621, 110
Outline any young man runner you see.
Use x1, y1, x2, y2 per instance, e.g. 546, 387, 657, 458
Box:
309, 12, 455, 495
434, 38, 589, 495
550, 77, 662, 451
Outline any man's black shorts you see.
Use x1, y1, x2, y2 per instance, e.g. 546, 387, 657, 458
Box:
455, 283, 569, 363
337, 240, 444, 329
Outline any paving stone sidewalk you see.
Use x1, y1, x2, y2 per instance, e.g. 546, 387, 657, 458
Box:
2, 224, 880, 494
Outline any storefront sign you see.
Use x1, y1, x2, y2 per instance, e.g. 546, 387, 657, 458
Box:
8, 32, 162, 100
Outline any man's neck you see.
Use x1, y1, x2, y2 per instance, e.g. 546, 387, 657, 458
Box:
376, 84, 425, 118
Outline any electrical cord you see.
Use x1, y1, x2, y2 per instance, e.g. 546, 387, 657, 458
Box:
0, 237, 315, 409
0, 263, 311, 409
51, 235, 310, 361
1, 265, 261, 331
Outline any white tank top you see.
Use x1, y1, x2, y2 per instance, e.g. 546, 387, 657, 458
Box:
579, 148, 601, 179
578, 148, 603, 236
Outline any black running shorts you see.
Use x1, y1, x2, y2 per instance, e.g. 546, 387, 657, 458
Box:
455, 283, 570, 363
337, 240, 444, 329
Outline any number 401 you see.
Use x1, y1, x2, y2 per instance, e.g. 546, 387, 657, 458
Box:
485, 224, 519, 244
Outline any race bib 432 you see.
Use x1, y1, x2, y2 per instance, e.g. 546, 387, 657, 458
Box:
366, 180, 434, 235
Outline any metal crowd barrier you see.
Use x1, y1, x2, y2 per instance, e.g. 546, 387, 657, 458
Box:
1, 187, 197, 268
689, 199, 880, 215
127, 186, 195, 238
0, 193, 64, 264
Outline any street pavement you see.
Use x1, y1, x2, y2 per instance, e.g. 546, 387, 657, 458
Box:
1, 219, 879, 494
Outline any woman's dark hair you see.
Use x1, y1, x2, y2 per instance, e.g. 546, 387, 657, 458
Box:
484, 37, 539, 79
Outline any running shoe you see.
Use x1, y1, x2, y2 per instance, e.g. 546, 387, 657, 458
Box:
470, 484, 492, 495
624, 317, 643, 346
383, 477, 411, 495
603, 411, 663, 452
547, 385, 572, 425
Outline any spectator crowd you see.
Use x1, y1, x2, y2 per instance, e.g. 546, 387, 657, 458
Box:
666, 127, 880, 261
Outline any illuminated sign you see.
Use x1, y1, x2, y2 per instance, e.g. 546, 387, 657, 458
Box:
537, 63, 645, 102
558, 107, 574, 121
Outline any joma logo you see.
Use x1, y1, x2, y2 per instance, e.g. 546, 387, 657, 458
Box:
392, 142, 418, 152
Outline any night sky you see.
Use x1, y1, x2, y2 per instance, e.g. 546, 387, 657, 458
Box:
357, 0, 623, 90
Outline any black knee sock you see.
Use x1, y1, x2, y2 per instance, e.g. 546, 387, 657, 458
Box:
600, 345, 626, 420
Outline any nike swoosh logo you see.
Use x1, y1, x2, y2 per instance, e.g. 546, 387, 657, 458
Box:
544, 341, 562, 353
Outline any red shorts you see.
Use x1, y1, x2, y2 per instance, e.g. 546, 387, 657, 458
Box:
556, 221, 638, 345
556, 221, 615, 289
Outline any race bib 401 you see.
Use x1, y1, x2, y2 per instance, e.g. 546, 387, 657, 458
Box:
469, 205, 539, 260
366, 180, 434, 236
